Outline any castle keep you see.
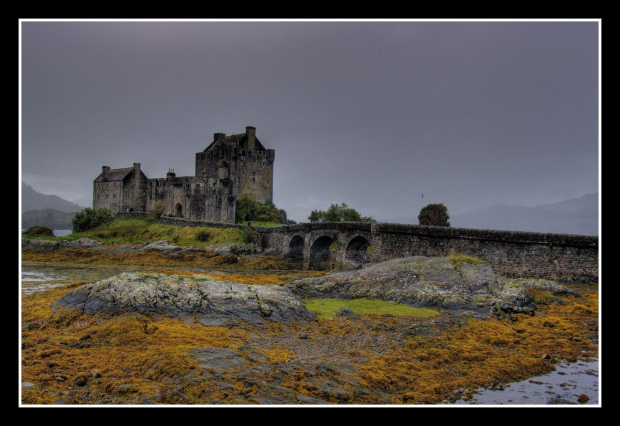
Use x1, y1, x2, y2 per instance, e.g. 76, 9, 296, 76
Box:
93, 126, 275, 223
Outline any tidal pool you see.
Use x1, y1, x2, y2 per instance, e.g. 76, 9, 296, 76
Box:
449, 359, 599, 406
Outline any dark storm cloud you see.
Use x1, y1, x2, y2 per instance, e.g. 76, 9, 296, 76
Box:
20, 20, 599, 222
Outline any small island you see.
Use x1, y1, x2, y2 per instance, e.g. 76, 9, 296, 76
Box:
21, 217, 598, 405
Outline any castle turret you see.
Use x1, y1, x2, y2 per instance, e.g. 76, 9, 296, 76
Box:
246, 126, 256, 150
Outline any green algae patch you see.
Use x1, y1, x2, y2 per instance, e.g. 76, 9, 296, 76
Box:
304, 298, 440, 320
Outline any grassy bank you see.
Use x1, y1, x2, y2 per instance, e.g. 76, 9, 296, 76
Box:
25, 218, 251, 247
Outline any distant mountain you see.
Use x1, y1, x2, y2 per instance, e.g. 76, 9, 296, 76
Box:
22, 209, 76, 230
22, 183, 84, 213
385, 193, 599, 236
450, 193, 599, 236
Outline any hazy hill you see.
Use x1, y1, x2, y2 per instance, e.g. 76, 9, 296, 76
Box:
450, 193, 599, 236
22, 209, 76, 230
22, 183, 84, 213
386, 193, 599, 236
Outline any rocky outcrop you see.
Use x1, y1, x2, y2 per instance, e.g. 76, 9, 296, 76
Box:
53, 273, 316, 326
22, 237, 103, 250
287, 256, 561, 315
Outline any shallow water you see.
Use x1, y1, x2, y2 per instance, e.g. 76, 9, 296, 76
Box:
20, 262, 155, 294
449, 359, 599, 406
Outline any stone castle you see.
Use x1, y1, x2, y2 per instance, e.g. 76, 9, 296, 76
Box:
93, 126, 276, 223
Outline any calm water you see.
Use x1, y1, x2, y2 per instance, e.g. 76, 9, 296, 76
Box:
20, 262, 154, 294
448, 359, 600, 406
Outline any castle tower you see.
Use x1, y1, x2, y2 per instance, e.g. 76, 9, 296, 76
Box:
194, 126, 275, 204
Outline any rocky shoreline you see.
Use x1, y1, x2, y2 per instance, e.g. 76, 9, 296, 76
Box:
21, 240, 598, 405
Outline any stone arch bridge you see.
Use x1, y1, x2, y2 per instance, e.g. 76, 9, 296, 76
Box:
263, 222, 374, 270
253, 222, 599, 282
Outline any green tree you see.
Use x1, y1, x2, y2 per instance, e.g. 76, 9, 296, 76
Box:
418, 203, 451, 227
235, 194, 286, 224
72, 208, 114, 233
308, 203, 375, 223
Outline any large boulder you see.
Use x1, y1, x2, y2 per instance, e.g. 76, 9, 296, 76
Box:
53, 273, 316, 326
287, 256, 538, 315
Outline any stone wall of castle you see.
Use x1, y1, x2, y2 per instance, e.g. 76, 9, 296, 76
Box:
232, 149, 275, 203
121, 167, 148, 212
195, 146, 274, 204
93, 181, 122, 213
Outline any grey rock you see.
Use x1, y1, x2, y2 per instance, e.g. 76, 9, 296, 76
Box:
460, 263, 497, 294
191, 348, 247, 372
335, 307, 355, 318
22, 382, 35, 389
22, 237, 103, 250
287, 256, 537, 315
140, 241, 182, 254
53, 272, 316, 326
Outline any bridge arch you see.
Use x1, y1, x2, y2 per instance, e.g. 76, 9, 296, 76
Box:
287, 235, 304, 259
345, 235, 372, 265
309, 235, 338, 270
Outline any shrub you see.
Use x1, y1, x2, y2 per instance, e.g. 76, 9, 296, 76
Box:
235, 194, 286, 224
72, 208, 114, 233
23, 226, 54, 238
242, 228, 260, 245
148, 201, 166, 222
195, 229, 211, 243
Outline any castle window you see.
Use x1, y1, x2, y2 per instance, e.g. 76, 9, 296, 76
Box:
252, 171, 256, 183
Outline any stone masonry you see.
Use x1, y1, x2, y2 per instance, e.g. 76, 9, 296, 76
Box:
93, 126, 275, 223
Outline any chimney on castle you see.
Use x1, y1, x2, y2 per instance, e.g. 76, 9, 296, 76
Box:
102, 166, 110, 175
246, 126, 256, 150
167, 168, 176, 178
133, 163, 141, 174
214, 133, 226, 141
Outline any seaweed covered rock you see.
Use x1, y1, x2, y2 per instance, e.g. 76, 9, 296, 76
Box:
53, 273, 316, 326
287, 256, 538, 315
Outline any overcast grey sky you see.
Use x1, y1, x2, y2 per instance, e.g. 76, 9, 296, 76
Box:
20, 20, 600, 223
